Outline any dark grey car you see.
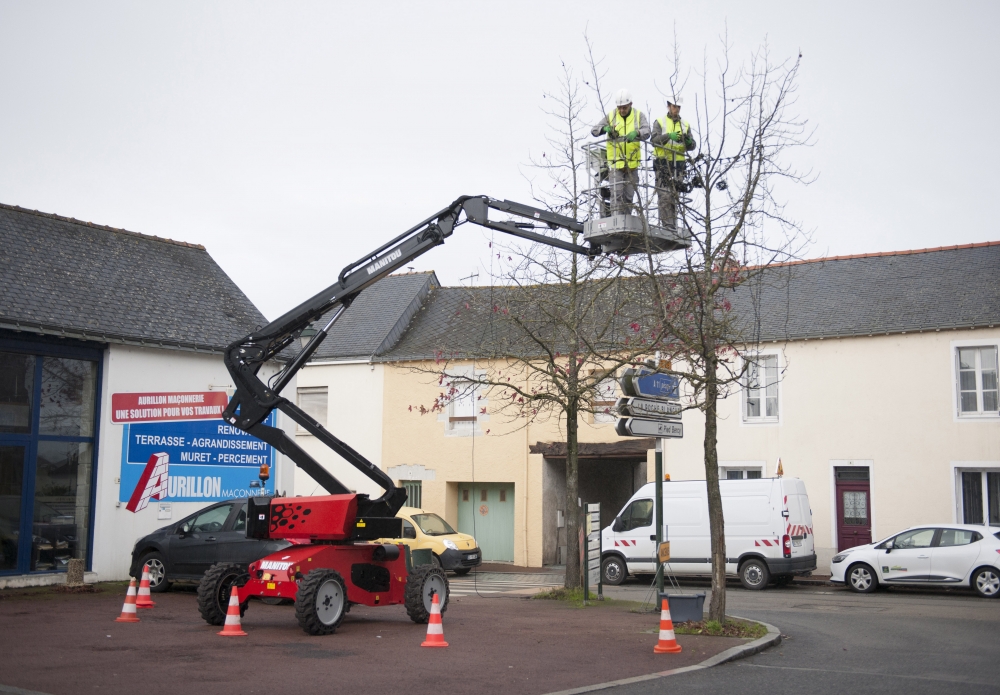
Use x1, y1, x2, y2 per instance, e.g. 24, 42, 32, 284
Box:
129, 499, 290, 591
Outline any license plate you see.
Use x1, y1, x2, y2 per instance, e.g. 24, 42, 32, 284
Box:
792, 539, 802, 547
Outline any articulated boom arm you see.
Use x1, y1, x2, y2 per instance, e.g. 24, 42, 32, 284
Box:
222, 195, 592, 517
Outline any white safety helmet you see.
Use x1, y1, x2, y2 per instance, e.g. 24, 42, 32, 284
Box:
615, 88, 632, 106
668, 96, 684, 107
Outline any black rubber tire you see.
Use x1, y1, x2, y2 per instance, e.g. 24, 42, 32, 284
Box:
845, 562, 878, 593
405, 564, 449, 624
452, 567, 472, 576
140, 551, 171, 593
601, 556, 626, 586
739, 558, 770, 590
430, 554, 443, 569
971, 567, 1000, 598
197, 563, 248, 626
295, 569, 350, 635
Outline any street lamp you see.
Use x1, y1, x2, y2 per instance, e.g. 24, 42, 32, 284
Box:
299, 325, 317, 348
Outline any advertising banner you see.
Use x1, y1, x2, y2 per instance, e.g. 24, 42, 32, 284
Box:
117, 391, 275, 513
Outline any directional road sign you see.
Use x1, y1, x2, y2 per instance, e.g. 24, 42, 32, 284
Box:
621, 369, 679, 401
616, 397, 681, 420
615, 418, 683, 438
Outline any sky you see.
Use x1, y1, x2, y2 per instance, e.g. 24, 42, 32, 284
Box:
1, 1, 997, 320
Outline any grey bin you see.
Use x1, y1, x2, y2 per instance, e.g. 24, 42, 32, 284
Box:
659, 592, 706, 623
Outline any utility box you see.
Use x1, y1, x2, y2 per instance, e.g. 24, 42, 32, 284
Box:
584, 215, 690, 254
659, 592, 706, 623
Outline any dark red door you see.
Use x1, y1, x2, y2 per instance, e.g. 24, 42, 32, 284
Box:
835, 468, 872, 552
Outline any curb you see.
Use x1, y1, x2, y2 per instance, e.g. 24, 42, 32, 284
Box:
540, 618, 782, 695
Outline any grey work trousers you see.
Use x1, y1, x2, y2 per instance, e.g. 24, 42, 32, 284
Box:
608, 167, 639, 215
654, 159, 686, 230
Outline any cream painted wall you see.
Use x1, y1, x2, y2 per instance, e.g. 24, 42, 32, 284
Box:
663, 328, 1000, 567
293, 361, 385, 498
380, 360, 635, 566
92, 345, 292, 581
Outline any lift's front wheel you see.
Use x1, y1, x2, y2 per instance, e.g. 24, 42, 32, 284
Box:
405, 564, 449, 624
295, 569, 350, 635
197, 563, 248, 626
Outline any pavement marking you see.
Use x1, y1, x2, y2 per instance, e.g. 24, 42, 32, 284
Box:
539, 618, 782, 695
740, 663, 995, 686
450, 573, 564, 596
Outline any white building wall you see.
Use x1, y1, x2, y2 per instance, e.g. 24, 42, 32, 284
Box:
91, 344, 293, 581
293, 360, 385, 498
663, 328, 1000, 569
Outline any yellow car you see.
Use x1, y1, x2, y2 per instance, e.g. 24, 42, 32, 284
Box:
386, 507, 481, 575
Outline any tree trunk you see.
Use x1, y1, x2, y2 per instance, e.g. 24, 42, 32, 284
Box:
564, 398, 581, 589
704, 352, 726, 622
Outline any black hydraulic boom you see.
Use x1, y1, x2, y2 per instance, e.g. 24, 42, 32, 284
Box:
221, 196, 597, 518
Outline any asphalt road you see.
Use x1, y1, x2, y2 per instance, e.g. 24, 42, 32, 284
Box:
598, 580, 1000, 694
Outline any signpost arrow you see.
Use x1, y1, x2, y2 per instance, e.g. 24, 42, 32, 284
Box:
615, 418, 683, 438
616, 397, 682, 420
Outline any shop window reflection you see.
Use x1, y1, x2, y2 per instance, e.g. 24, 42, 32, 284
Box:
39, 357, 96, 437
31, 442, 91, 571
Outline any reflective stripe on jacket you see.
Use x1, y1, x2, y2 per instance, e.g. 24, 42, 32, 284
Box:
653, 116, 691, 162
606, 109, 643, 169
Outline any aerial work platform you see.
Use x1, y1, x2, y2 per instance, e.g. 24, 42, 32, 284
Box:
584, 214, 690, 254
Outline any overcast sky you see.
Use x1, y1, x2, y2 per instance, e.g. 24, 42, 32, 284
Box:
2, 1, 997, 319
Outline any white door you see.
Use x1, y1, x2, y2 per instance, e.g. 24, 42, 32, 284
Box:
611, 498, 656, 572
878, 528, 934, 582
931, 528, 983, 582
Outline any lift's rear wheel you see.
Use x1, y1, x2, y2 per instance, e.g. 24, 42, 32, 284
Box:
405, 564, 449, 624
197, 563, 248, 625
295, 569, 350, 635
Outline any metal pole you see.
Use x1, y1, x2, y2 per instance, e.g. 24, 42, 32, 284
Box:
655, 439, 664, 596
581, 510, 588, 606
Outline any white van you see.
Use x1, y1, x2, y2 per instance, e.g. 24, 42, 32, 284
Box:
600, 477, 817, 589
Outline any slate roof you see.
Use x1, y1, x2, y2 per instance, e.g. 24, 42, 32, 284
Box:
306, 272, 438, 361
0, 203, 267, 352
380, 242, 1000, 362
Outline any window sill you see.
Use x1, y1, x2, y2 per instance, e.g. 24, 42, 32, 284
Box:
742, 417, 780, 426
956, 413, 1000, 421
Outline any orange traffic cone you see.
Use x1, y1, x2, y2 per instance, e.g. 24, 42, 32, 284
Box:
136, 564, 156, 608
653, 597, 682, 653
218, 592, 247, 636
115, 578, 141, 623
420, 592, 448, 648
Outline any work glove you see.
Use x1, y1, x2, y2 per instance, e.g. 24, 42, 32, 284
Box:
666, 131, 681, 142
625, 130, 638, 142
602, 125, 617, 137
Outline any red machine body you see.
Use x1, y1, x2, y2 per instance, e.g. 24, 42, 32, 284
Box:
237, 542, 409, 608
263, 494, 359, 541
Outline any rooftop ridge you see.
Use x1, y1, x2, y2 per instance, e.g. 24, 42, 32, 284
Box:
772, 240, 1000, 268
0, 202, 206, 250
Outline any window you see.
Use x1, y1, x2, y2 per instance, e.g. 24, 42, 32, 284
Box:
722, 467, 763, 480
619, 499, 654, 531
187, 504, 234, 533
296, 386, 328, 432
499, 489, 506, 502
401, 480, 422, 509
892, 528, 935, 549
232, 506, 246, 532
744, 354, 778, 422
411, 513, 456, 536
957, 347, 998, 416
401, 520, 417, 539
938, 529, 981, 547
480, 488, 488, 502
960, 470, 1000, 527
444, 374, 481, 433
592, 374, 618, 424
462, 489, 469, 502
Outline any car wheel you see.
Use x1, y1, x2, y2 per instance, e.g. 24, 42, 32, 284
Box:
453, 567, 472, 576
846, 563, 878, 593
404, 564, 449, 624
971, 567, 1000, 598
197, 563, 249, 625
431, 554, 443, 569
739, 559, 770, 590
140, 551, 171, 593
295, 569, 350, 635
601, 556, 626, 586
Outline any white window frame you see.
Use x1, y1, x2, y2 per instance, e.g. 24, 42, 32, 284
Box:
741, 351, 781, 425
950, 462, 1000, 527
438, 369, 488, 437
295, 386, 328, 434
951, 339, 999, 420
719, 460, 766, 480
591, 371, 618, 424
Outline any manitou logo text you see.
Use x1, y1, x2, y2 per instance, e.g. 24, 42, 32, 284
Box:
260, 561, 294, 571
366, 249, 402, 275
126, 452, 170, 512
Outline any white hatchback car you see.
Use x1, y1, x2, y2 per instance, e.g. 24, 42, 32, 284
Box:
830, 524, 1000, 598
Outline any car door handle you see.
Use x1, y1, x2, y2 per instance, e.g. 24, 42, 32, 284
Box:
206, 537, 217, 542
917, 554, 929, 559
650, 535, 657, 541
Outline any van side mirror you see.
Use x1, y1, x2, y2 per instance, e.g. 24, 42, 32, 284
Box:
612, 517, 625, 533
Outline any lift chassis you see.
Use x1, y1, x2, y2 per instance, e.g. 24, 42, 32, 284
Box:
197, 196, 602, 635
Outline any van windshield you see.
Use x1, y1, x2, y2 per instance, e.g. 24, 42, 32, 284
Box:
411, 513, 456, 536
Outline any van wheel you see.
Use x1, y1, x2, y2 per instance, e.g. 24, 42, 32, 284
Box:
739, 559, 770, 590
601, 556, 626, 586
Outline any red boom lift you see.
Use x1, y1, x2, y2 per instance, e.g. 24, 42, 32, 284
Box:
196, 196, 602, 634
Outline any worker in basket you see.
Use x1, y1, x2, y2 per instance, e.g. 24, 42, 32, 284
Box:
650, 96, 697, 230
592, 88, 649, 215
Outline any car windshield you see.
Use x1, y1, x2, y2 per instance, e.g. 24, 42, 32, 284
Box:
411, 513, 456, 536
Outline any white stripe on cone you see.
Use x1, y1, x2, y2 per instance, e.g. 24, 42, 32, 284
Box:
224, 594, 242, 625
426, 622, 444, 635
